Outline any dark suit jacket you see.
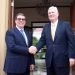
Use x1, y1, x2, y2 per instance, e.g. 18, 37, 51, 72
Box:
4, 27, 35, 73
36, 20, 75, 68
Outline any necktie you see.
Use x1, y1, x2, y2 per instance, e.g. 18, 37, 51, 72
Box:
51, 24, 55, 41
20, 29, 28, 45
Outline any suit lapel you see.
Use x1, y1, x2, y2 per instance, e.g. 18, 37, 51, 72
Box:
48, 23, 55, 42
14, 28, 27, 45
54, 20, 61, 42
46, 23, 53, 42
49, 24, 53, 41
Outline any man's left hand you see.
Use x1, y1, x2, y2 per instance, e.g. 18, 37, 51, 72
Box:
69, 58, 75, 67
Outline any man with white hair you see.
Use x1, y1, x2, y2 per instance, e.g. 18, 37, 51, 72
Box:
29, 6, 75, 75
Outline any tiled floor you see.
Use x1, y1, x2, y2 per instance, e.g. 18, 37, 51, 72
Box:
30, 71, 46, 75
30, 69, 72, 75
33, 59, 74, 75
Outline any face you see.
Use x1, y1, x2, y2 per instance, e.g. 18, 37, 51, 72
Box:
48, 7, 59, 23
15, 15, 26, 28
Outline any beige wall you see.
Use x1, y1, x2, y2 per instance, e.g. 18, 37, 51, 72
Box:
0, 0, 9, 75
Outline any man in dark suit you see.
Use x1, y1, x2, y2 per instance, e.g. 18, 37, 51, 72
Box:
29, 6, 75, 75
4, 13, 35, 75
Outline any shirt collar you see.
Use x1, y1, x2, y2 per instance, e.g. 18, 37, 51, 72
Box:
51, 20, 58, 26
16, 25, 24, 31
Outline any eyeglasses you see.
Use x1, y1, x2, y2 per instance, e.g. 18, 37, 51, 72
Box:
16, 18, 25, 21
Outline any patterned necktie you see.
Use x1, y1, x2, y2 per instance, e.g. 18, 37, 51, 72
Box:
20, 29, 28, 45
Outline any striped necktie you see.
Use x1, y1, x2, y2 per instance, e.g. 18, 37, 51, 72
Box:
20, 29, 28, 45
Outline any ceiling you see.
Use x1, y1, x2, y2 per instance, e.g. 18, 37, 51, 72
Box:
14, 0, 74, 7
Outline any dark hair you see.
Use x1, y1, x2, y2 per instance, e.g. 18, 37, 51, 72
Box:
15, 13, 26, 19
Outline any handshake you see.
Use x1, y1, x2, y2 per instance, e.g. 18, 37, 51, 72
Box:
28, 46, 37, 54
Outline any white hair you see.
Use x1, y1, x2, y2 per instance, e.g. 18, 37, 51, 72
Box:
48, 6, 59, 13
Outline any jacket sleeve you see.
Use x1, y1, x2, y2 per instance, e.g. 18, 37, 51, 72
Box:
29, 54, 35, 65
66, 22, 75, 58
36, 27, 46, 52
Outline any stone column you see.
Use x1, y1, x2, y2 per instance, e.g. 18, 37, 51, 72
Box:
0, 0, 9, 75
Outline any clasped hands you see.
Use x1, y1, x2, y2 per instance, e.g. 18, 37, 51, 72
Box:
29, 46, 37, 54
